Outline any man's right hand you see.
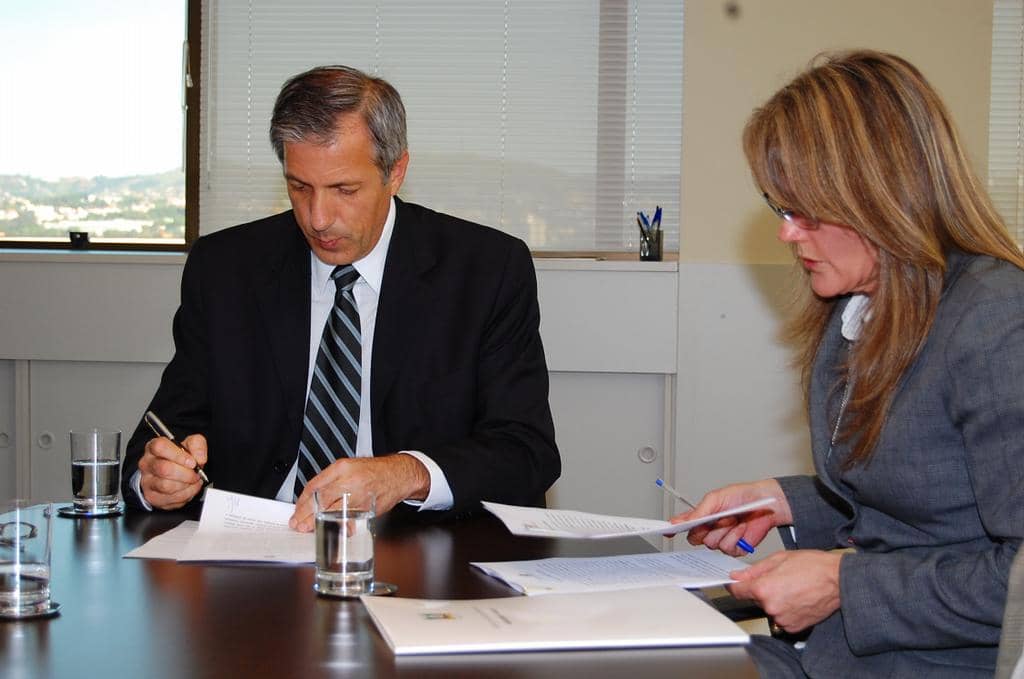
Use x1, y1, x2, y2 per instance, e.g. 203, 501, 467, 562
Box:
138, 433, 208, 510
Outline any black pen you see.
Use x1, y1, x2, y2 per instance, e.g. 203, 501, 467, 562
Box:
637, 215, 650, 239
144, 410, 210, 484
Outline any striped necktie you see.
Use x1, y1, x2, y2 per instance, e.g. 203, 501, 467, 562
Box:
294, 264, 361, 500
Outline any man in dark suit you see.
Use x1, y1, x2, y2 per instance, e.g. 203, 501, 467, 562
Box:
121, 65, 559, 529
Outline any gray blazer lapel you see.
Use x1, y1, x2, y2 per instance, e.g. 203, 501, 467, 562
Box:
809, 300, 852, 492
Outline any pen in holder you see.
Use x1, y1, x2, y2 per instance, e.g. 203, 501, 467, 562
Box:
637, 206, 663, 261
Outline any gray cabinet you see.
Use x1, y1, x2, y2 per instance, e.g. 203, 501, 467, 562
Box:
0, 360, 14, 503
547, 372, 668, 519
27, 361, 164, 502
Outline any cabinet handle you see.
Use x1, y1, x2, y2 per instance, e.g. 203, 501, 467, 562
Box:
37, 431, 54, 450
637, 446, 658, 463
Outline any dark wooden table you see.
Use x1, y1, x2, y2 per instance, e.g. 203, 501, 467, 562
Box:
1, 509, 757, 678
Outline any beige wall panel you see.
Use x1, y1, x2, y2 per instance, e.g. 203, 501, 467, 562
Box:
682, 0, 993, 264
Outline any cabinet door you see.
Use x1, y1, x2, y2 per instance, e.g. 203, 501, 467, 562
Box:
547, 372, 666, 520
0, 360, 14, 503
29, 361, 165, 502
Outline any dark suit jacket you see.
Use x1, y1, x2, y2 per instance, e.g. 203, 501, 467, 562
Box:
775, 250, 1024, 677
122, 199, 560, 520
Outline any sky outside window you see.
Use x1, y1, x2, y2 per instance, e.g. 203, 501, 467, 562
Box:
0, 0, 186, 244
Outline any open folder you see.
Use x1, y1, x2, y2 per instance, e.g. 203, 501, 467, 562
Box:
362, 585, 749, 655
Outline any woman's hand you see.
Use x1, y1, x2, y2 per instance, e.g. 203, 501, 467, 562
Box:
728, 550, 843, 633
671, 479, 792, 556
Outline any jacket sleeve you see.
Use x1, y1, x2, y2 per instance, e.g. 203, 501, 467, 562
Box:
121, 239, 213, 509
423, 239, 560, 515
775, 474, 852, 550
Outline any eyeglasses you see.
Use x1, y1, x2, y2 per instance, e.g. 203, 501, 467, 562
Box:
762, 192, 820, 231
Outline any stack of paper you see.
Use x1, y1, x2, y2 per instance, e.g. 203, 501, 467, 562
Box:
471, 549, 746, 595
362, 585, 749, 655
124, 489, 314, 562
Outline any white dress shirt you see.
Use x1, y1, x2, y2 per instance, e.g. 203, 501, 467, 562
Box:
273, 198, 454, 510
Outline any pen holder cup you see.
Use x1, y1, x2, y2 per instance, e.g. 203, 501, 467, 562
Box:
639, 230, 663, 262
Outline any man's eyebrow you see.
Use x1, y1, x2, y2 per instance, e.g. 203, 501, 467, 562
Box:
283, 174, 360, 189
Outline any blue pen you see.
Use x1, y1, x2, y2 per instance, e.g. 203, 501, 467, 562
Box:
655, 478, 755, 554
653, 205, 662, 230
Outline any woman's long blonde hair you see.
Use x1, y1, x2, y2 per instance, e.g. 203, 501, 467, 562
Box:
743, 50, 1024, 466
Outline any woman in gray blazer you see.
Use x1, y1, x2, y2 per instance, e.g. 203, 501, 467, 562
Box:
678, 50, 1024, 678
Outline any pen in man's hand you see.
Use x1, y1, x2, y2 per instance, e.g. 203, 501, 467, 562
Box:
655, 478, 755, 554
144, 410, 210, 484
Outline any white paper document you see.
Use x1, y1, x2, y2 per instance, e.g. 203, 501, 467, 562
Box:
481, 498, 776, 539
123, 489, 314, 563
124, 520, 199, 560
178, 488, 314, 562
471, 548, 746, 595
362, 585, 749, 655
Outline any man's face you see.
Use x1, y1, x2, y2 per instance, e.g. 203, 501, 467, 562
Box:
283, 114, 408, 265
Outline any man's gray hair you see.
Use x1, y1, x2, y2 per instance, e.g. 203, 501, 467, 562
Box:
269, 65, 407, 179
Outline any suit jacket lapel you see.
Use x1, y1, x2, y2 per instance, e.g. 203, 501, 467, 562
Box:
371, 199, 436, 448
255, 216, 312, 425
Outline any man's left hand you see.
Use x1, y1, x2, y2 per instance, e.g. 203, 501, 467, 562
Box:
726, 549, 844, 634
289, 454, 431, 532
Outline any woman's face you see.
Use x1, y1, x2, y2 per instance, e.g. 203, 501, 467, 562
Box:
778, 218, 879, 297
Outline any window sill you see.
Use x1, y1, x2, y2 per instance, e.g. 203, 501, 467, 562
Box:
0, 249, 678, 271
532, 253, 678, 272
0, 249, 187, 265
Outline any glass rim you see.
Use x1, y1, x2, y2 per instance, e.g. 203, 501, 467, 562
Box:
313, 489, 375, 513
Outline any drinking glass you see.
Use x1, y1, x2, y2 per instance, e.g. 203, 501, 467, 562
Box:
313, 491, 375, 598
0, 501, 58, 619
67, 428, 123, 516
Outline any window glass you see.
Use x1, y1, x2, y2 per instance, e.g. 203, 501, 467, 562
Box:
201, 0, 682, 254
0, 0, 187, 248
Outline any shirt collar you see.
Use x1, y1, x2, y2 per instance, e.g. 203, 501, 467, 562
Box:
841, 293, 870, 341
310, 197, 396, 294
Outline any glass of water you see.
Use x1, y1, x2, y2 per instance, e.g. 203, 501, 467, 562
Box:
67, 428, 123, 516
0, 501, 58, 619
313, 490, 375, 598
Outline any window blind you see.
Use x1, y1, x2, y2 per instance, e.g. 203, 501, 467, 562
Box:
199, 0, 682, 252
989, 0, 1024, 246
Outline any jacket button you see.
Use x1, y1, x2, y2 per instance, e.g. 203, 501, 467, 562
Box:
272, 461, 287, 474
847, 537, 855, 544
